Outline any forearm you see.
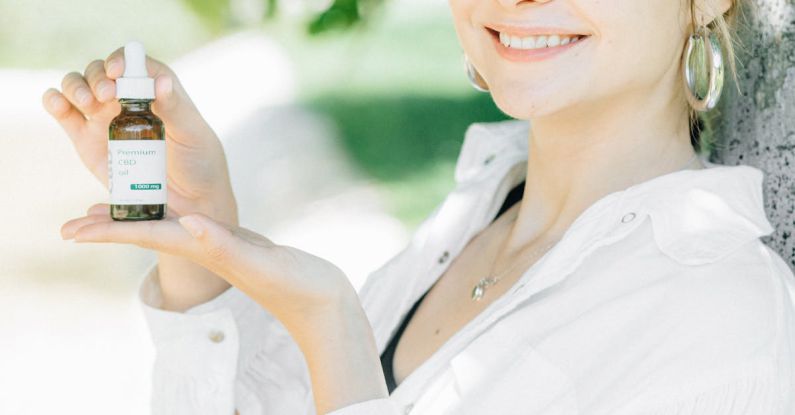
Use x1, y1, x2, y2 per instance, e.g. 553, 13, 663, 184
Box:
157, 253, 232, 312
288, 296, 389, 415
158, 195, 238, 312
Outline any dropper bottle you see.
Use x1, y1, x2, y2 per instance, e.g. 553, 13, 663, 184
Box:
108, 40, 167, 220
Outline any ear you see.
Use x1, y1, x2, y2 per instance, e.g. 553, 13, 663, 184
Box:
696, 0, 733, 26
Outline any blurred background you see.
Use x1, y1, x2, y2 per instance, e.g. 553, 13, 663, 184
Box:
0, 0, 509, 413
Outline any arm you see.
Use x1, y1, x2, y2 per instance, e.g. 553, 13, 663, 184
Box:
156, 253, 231, 312
156, 195, 240, 312
139, 262, 316, 414
286, 292, 391, 415
638, 361, 785, 415
68, 207, 400, 414
139, 260, 398, 415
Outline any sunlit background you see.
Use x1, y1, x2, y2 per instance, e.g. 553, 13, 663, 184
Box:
0, 0, 510, 413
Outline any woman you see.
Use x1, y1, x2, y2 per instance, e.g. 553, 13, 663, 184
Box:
44, 0, 795, 413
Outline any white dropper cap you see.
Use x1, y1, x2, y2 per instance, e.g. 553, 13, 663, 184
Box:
115, 41, 155, 100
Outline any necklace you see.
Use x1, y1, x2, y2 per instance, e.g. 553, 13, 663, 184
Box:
470, 151, 701, 302
470, 224, 560, 301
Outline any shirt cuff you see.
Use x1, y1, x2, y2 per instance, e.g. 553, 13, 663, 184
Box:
324, 398, 402, 415
137, 260, 239, 380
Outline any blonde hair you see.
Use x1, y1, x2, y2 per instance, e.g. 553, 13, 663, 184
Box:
688, 0, 748, 154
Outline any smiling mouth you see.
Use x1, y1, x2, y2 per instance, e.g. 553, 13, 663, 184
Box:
485, 27, 590, 50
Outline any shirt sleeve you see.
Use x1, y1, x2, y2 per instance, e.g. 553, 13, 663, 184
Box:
641, 364, 786, 415
324, 398, 402, 415
137, 260, 314, 415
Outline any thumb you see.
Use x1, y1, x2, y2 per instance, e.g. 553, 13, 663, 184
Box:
178, 214, 239, 265
106, 45, 212, 144
152, 74, 186, 119
154, 74, 176, 110
151, 73, 212, 142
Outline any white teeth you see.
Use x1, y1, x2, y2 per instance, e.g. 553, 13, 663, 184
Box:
497, 32, 584, 50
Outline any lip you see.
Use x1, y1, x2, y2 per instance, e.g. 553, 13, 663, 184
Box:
485, 26, 591, 63
486, 23, 590, 37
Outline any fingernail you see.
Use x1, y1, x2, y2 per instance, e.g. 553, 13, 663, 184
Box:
179, 216, 204, 238
75, 88, 91, 105
48, 94, 63, 111
106, 59, 120, 75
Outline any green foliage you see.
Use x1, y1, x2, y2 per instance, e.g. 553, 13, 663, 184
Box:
180, 0, 233, 33
180, 0, 383, 35
308, 0, 360, 34
305, 93, 510, 226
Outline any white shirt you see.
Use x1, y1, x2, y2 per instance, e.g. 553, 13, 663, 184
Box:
138, 119, 795, 415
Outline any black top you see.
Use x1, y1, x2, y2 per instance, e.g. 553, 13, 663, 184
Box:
379, 180, 526, 394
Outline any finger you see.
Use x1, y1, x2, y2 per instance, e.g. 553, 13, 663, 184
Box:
104, 46, 209, 143
104, 46, 173, 80
61, 213, 111, 240
86, 202, 110, 216
84, 59, 117, 104
42, 88, 86, 135
178, 214, 244, 265
60, 71, 103, 119
177, 214, 291, 292
72, 217, 195, 256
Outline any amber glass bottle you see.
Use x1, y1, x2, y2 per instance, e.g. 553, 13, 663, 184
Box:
108, 41, 167, 220
108, 99, 166, 220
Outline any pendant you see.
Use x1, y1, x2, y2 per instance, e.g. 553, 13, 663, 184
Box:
471, 277, 497, 301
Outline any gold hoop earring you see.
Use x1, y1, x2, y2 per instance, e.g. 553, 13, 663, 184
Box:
464, 54, 489, 92
682, 25, 724, 112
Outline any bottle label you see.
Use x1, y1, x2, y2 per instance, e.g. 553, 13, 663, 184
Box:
108, 140, 167, 205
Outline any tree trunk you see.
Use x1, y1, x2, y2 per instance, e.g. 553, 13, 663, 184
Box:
711, 0, 795, 271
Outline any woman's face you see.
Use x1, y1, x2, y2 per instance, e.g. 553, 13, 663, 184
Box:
448, 0, 716, 120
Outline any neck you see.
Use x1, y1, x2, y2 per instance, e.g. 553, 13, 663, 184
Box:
502, 81, 703, 258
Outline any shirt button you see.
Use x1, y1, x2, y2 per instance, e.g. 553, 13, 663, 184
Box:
208, 330, 225, 343
403, 403, 414, 414
621, 212, 636, 223
438, 250, 450, 264
483, 154, 496, 165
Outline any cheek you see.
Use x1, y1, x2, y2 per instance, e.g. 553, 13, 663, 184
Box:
448, 0, 480, 55
451, 0, 688, 119
592, 1, 687, 89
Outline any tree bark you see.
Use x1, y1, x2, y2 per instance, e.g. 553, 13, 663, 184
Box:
711, 0, 795, 271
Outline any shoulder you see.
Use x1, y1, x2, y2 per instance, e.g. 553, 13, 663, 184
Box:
613, 239, 795, 410
651, 238, 793, 362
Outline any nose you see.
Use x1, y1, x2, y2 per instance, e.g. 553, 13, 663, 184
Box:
497, 0, 553, 7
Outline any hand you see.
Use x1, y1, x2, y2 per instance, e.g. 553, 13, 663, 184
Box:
45, 46, 239, 311
41, 47, 237, 224
62, 205, 391, 413
60, 203, 357, 327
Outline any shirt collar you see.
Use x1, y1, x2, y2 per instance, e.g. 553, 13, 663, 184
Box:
454, 119, 775, 266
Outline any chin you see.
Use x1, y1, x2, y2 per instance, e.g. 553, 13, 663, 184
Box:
489, 88, 548, 120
